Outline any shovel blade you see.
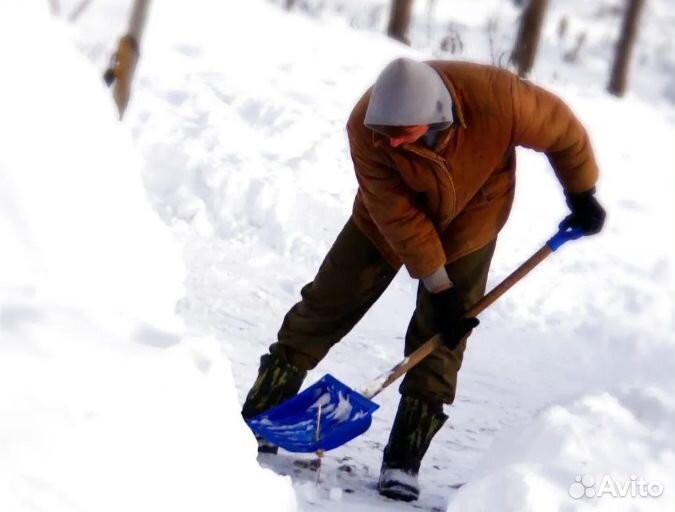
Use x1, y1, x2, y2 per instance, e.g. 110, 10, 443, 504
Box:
246, 374, 379, 453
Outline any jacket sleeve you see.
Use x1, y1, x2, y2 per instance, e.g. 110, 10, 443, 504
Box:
511, 76, 599, 193
347, 124, 446, 279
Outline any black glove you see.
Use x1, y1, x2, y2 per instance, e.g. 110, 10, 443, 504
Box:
429, 286, 479, 351
561, 187, 606, 235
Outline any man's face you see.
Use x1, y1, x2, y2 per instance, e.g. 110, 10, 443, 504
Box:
388, 124, 430, 148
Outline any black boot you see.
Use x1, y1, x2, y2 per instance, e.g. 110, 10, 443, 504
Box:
378, 395, 448, 502
241, 353, 306, 454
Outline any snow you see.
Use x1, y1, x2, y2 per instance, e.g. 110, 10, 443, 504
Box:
3, 0, 675, 511
0, 0, 182, 327
327, 392, 355, 423
329, 487, 344, 501
381, 468, 419, 489
308, 391, 355, 423
0, 3, 296, 512
310, 393, 333, 412
447, 385, 675, 511
0, 311, 297, 512
360, 369, 396, 399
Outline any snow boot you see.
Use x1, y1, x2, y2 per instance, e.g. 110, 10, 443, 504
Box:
378, 395, 448, 502
241, 353, 306, 454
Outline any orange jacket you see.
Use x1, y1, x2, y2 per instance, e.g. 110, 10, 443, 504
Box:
348, 61, 599, 278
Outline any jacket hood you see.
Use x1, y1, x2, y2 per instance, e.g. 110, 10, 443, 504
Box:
364, 58, 454, 132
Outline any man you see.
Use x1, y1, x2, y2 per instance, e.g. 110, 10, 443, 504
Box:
241, 58, 605, 501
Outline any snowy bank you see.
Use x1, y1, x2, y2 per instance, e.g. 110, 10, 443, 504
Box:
0, 309, 297, 512
0, 0, 182, 326
0, 4, 296, 511
447, 385, 675, 512
53, 0, 675, 510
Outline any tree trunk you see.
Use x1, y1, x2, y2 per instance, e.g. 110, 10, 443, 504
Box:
387, 0, 414, 45
69, 0, 93, 22
48, 0, 60, 15
104, 0, 151, 120
511, 0, 548, 77
128, 0, 151, 43
608, 0, 645, 97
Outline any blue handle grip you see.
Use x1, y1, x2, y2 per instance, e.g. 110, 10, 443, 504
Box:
546, 226, 584, 251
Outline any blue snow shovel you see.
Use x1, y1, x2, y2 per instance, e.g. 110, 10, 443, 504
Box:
247, 226, 584, 453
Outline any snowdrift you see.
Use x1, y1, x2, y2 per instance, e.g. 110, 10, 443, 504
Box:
0, 4, 296, 511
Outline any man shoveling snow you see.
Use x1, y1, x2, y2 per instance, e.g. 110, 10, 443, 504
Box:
241, 58, 606, 502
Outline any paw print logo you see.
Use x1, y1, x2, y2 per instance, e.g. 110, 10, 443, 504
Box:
568, 475, 596, 499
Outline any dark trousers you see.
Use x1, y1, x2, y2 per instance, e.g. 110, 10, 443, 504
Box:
269, 217, 496, 406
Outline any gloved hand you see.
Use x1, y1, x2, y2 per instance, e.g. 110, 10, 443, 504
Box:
429, 286, 479, 351
561, 187, 606, 235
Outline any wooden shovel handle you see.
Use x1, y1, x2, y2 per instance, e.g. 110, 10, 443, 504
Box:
363, 244, 553, 400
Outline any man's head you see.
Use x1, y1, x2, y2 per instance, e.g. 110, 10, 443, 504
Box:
364, 58, 453, 146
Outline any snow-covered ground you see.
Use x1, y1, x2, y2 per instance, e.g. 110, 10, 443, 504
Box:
0, 3, 295, 511
3, 0, 675, 510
